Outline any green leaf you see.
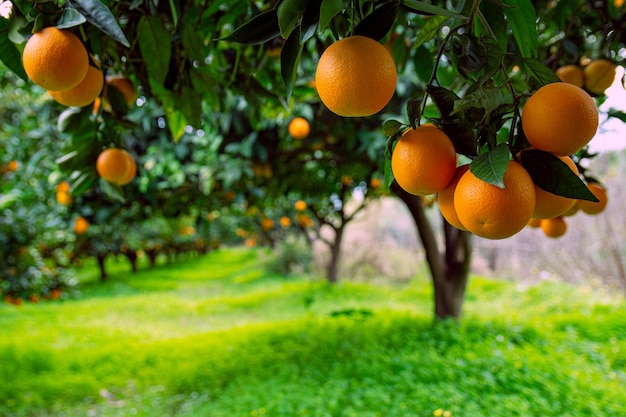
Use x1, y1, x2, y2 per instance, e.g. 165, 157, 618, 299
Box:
383, 119, 404, 137
429, 118, 477, 156
354, 1, 399, 41
99, 177, 126, 202
452, 86, 502, 116
413, 15, 448, 49
522, 58, 561, 86
137, 15, 171, 86
470, 143, 510, 188
319, 0, 344, 32
427, 85, 459, 118
301, 0, 322, 42
67, 0, 130, 47
519, 149, 598, 201
607, 109, 626, 123
406, 97, 423, 129
281, 26, 303, 100
218, 9, 280, 45
278, 0, 309, 39
400, 0, 467, 19
477, 1, 507, 52
0, 19, 28, 81
56, 7, 87, 29
500, 0, 537, 58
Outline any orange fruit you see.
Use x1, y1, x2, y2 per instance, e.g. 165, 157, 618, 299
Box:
555, 65, 584, 87
296, 213, 313, 228
288, 117, 310, 139
48, 65, 104, 107
532, 156, 579, 219
437, 164, 470, 231
527, 218, 542, 228
315, 35, 397, 117
105, 75, 137, 107
562, 200, 579, 217
583, 59, 616, 95
454, 161, 536, 240
577, 182, 608, 214
261, 218, 274, 231
7, 160, 18, 171
56, 191, 72, 206
370, 177, 382, 190
96, 148, 134, 185
73, 216, 89, 234
294, 200, 307, 211
22, 27, 89, 91
56, 181, 70, 193
521, 82, 598, 156
540, 216, 567, 238
391, 125, 457, 196
116, 150, 137, 186
279, 216, 291, 228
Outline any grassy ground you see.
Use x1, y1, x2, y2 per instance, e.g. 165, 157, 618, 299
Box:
1, 247, 625, 417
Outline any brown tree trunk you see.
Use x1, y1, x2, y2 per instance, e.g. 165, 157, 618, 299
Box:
393, 184, 472, 320
326, 224, 345, 283
97, 253, 108, 282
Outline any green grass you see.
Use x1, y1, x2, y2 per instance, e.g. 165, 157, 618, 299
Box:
1, 247, 625, 417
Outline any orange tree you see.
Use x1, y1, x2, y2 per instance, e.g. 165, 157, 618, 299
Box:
2, 0, 625, 318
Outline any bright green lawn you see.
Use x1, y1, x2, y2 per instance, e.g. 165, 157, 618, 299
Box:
1, 247, 625, 417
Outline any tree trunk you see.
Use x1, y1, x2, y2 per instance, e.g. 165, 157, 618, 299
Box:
97, 253, 107, 282
393, 184, 472, 320
326, 224, 345, 283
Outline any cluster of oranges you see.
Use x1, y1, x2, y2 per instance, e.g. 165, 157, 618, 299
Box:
23, 27, 139, 233
392, 82, 605, 240
22, 27, 102, 107
23, 26, 138, 110
556, 58, 617, 95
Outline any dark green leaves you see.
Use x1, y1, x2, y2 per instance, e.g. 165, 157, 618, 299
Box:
218, 9, 280, 45
500, 0, 537, 58
354, 1, 399, 41
278, 0, 309, 39
56, 7, 87, 29
137, 15, 171, 86
319, 0, 343, 32
520, 149, 598, 201
67, 0, 130, 47
470, 143, 510, 189
400, 0, 467, 20
522, 58, 561, 86
0, 18, 28, 81
281, 26, 304, 99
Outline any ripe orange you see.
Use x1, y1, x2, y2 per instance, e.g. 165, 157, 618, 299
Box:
7, 160, 18, 171
116, 150, 137, 186
437, 164, 470, 231
540, 216, 567, 238
527, 218, 542, 228
555, 65, 584, 87
315, 35, 397, 117
48, 65, 104, 107
532, 156, 579, 219
583, 59, 616, 95
22, 27, 89, 91
391, 125, 457, 196
521, 82, 598, 156
261, 218, 274, 231
56, 181, 70, 193
288, 117, 310, 139
454, 161, 536, 240
294, 200, 307, 211
296, 213, 313, 228
96, 148, 135, 185
279, 216, 291, 228
562, 200, 580, 217
73, 216, 89, 234
105, 75, 138, 107
577, 182, 608, 214
56, 191, 72, 206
